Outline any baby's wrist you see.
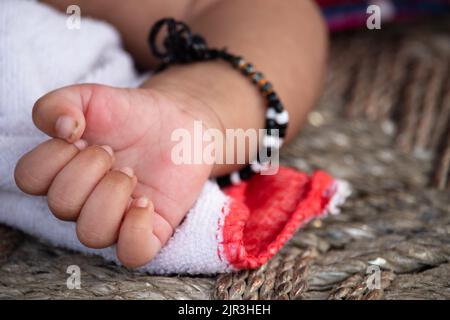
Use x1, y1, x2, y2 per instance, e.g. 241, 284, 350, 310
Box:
142, 69, 223, 134
142, 62, 266, 176
144, 62, 265, 132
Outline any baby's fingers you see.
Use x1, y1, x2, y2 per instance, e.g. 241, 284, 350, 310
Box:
47, 145, 114, 221
14, 138, 87, 195
117, 198, 161, 268
32, 85, 91, 143
76, 168, 137, 249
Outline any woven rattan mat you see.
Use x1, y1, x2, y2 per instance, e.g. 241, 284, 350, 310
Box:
1, 17, 449, 299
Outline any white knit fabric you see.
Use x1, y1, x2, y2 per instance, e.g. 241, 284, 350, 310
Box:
0, 0, 231, 274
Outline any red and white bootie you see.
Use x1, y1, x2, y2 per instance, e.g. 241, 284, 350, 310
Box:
142, 166, 351, 274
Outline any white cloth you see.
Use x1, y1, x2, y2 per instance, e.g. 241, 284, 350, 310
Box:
0, 0, 232, 274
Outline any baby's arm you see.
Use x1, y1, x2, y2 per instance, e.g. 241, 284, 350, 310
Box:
14, 0, 328, 268
42, 0, 328, 175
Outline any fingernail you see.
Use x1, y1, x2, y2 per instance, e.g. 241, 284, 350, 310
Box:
55, 115, 77, 140
100, 145, 114, 157
118, 167, 134, 178
135, 197, 149, 208
73, 139, 88, 151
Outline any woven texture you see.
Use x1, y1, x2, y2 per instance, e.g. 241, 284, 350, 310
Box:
328, 18, 450, 190
1, 17, 449, 299
213, 17, 450, 300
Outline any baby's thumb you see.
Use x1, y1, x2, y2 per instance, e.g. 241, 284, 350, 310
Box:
32, 84, 92, 143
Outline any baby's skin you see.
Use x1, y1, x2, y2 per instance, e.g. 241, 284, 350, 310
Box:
14, 0, 328, 268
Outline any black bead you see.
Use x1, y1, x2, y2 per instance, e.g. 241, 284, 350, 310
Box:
251, 72, 264, 84
220, 51, 234, 62
265, 122, 287, 138
217, 175, 231, 188
269, 100, 284, 112
266, 119, 277, 128
266, 128, 278, 136
242, 63, 254, 75
231, 56, 243, 68
239, 166, 254, 180
208, 49, 220, 59
278, 126, 287, 138
260, 81, 273, 93
267, 92, 279, 104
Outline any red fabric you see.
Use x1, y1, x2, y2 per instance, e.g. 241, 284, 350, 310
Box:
221, 167, 335, 269
316, 0, 366, 5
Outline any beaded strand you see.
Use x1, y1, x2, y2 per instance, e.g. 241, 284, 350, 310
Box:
149, 18, 289, 187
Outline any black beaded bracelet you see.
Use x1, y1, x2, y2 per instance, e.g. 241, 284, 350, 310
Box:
148, 18, 289, 187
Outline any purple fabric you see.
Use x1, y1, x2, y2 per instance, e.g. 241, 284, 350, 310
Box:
316, 0, 450, 32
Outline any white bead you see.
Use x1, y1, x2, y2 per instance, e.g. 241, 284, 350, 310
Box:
266, 108, 276, 120
263, 135, 283, 149
230, 171, 241, 185
250, 161, 261, 172
275, 110, 289, 125
259, 161, 270, 172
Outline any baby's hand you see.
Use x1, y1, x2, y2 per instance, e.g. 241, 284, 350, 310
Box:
15, 138, 157, 268
14, 83, 215, 268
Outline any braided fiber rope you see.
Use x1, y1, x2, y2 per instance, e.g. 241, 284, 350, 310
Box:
213, 17, 450, 300
327, 18, 450, 189
214, 248, 317, 300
